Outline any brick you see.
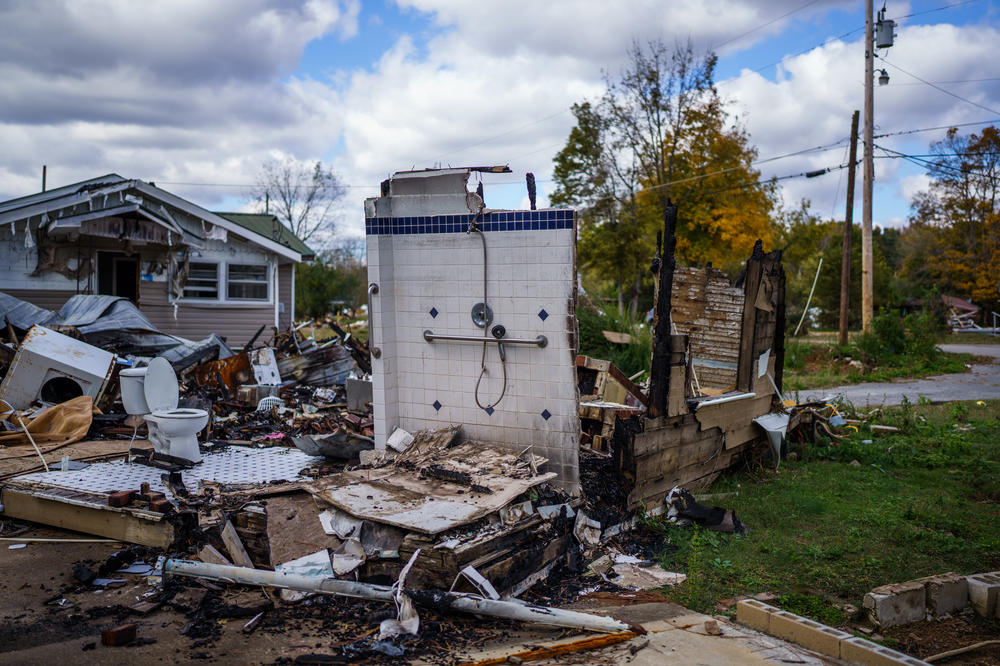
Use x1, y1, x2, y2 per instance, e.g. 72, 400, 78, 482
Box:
149, 498, 173, 513
967, 572, 1000, 618
864, 581, 926, 627
735, 598, 776, 632
108, 490, 136, 507
100, 623, 137, 646
919, 573, 968, 616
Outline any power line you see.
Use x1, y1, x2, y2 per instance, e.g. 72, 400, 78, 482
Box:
874, 118, 1000, 138
893, 0, 981, 21
720, 0, 978, 84
877, 54, 1000, 117
711, 0, 822, 51
874, 143, 1000, 181
886, 77, 1000, 86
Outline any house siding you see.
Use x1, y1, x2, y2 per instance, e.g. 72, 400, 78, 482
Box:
139, 279, 274, 347
278, 263, 293, 330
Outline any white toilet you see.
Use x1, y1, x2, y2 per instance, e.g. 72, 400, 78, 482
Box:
119, 357, 209, 463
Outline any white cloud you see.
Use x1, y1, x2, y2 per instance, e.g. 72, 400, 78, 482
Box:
2, 0, 998, 247
0, 0, 354, 210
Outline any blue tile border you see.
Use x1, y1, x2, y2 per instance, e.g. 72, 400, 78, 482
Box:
364, 209, 574, 235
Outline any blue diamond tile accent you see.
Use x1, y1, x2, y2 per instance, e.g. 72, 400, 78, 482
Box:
429, 306, 438, 318
538, 308, 549, 321
432, 400, 442, 411
484, 406, 494, 415
541, 409, 551, 420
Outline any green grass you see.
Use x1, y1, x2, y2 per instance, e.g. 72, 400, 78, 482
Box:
783, 340, 979, 391
943, 332, 1000, 345
645, 400, 1000, 623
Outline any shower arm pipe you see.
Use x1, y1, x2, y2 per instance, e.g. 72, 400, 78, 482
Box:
423, 330, 547, 348
367, 283, 381, 359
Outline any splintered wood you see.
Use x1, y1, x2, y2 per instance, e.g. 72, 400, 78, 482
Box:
620, 245, 787, 508
307, 429, 555, 534
670, 266, 743, 391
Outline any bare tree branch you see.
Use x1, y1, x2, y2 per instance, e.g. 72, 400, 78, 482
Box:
250, 158, 346, 246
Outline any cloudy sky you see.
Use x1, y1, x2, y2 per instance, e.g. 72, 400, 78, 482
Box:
1, 0, 998, 243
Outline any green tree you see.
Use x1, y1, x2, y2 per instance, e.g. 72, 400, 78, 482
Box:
552, 39, 778, 315
294, 242, 367, 319
906, 126, 1000, 308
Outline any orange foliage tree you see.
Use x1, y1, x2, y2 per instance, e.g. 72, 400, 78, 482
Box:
908, 126, 1000, 308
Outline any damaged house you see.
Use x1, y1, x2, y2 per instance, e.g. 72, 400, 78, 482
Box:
0, 174, 313, 345
0, 166, 793, 652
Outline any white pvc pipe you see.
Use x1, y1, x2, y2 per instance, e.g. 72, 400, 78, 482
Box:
162, 558, 629, 634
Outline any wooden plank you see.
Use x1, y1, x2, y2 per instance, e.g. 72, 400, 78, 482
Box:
221, 518, 255, 569
198, 544, 232, 566
725, 423, 761, 449
667, 365, 688, 417
0, 487, 174, 548
694, 393, 773, 432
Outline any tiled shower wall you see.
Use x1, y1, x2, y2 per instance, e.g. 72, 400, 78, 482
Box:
366, 209, 580, 492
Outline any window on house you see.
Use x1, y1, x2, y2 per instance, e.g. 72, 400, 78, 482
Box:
227, 264, 269, 300
183, 262, 219, 299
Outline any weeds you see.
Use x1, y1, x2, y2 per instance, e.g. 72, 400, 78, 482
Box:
656, 400, 1000, 624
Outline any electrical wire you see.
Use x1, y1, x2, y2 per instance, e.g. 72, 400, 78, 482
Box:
711, 0, 822, 51
874, 118, 1000, 138
877, 54, 1000, 117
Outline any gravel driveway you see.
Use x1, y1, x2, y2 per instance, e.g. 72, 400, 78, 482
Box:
799, 344, 1000, 406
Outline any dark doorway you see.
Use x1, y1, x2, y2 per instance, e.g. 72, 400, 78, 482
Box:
97, 251, 139, 302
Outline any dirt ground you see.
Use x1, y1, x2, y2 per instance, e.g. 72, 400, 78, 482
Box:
884, 615, 1000, 665
0, 522, 837, 665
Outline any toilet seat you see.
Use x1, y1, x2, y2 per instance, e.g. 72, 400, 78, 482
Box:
144, 358, 207, 420
151, 408, 206, 419
144, 358, 180, 412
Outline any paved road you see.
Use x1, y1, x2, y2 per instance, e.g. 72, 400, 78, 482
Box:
800, 344, 1000, 406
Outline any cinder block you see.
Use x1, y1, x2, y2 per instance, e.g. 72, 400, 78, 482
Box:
967, 572, 1000, 618
919, 572, 968, 616
763, 610, 852, 658
840, 636, 927, 665
735, 598, 776, 632
864, 581, 926, 627
790, 618, 851, 658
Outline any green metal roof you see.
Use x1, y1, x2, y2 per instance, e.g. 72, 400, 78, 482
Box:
214, 212, 315, 260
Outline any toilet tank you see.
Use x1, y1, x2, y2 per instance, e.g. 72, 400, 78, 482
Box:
0, 325, 117, 409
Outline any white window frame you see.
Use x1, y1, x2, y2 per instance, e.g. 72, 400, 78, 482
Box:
174, 258, 274, 305
225, 262, 271, 303
181, 261, 221, 301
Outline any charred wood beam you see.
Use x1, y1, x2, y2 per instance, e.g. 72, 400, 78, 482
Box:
647, 203, 678, 418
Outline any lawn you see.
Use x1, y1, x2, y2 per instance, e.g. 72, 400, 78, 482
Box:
782, 339, 981, 391
645, 399, 1000, 625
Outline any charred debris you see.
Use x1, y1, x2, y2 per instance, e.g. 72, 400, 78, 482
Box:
0, 202, 826, 655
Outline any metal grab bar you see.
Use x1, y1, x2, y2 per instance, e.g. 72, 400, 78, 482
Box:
423, 330, 547, 348
367, 283, 381, 359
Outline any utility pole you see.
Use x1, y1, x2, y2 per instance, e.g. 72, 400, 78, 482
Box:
862, 0, 875, 332
42, 165, 47, 192
839, 110, 860, 346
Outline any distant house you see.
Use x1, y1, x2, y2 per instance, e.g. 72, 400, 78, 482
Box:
0, 174, 313, 345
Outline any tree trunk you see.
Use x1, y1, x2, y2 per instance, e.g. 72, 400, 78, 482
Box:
616, 281, 624, 317
630, 274, 641, 318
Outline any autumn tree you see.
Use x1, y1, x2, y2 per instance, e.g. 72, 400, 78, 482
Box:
907, 126, 1000, 308
251, 158, 346, 247
552, 40, 778, 314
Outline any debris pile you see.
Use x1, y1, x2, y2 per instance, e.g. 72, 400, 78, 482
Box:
0, 289, 759, 661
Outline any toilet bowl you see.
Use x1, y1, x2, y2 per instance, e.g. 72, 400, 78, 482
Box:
119, 357, 208, 463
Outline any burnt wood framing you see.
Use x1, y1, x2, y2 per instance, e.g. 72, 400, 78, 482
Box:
615, 233, 788, 508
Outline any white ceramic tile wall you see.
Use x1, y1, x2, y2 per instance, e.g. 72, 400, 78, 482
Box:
366, 219, 580, 493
